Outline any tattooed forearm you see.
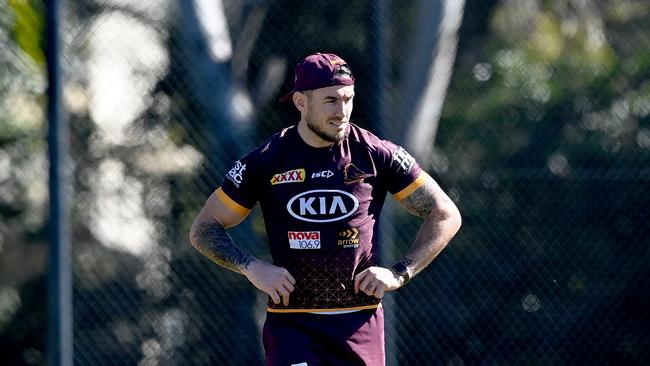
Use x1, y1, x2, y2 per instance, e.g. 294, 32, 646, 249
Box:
191, 221, 254, 274
400, 182, 437, 218
398, 176, 462, 278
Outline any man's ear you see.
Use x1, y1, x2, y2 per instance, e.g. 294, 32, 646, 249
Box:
293, 92, 307, 112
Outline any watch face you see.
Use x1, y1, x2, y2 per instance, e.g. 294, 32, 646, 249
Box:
392, 262, 410, 285
392, 263, 407, 275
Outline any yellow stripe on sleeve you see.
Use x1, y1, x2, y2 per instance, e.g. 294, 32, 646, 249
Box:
392, 172, 429, 201
215, 187, 252, 216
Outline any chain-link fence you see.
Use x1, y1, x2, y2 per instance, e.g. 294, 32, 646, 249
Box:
1, 0, 649, 365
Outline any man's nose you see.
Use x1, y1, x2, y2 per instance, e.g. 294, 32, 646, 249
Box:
333, 103, 345, 118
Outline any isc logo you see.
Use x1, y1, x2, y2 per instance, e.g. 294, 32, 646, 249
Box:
287, 190, 359, 223
288, 231, 321, 249
311, 170, 334, 179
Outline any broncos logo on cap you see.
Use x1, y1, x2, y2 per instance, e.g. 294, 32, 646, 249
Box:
335, 64, 353, 80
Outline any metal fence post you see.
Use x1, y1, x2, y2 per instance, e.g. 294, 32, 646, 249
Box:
368, 1, 401, 365
46, 0, 72, 365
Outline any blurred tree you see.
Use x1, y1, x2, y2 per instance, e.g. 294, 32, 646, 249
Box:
424, 0, 650, 363
0, 1, 48, 365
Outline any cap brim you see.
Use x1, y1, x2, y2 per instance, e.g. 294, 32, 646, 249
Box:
278, 91, 294, 102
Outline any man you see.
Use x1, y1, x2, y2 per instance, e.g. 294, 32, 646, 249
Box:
189, 52, 461, 365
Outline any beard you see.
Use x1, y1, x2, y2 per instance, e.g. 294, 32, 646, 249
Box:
305, 113, 349, 144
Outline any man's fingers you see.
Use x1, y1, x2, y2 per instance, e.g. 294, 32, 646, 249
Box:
281, 271, 295, 305
280, 268, 296, 285
283, 281, 295, 293
355, 269, 384, 296
278, 287, 291, 306
355, 269, 374, 293
354, 271, 367, 294
365, 284, 375, 296
286, 273, 296, 285
281, 291, 290, 306
269, 290, 281, 304
359, 276, 374, 294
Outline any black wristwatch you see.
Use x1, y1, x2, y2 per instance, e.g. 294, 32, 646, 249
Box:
391, 262, 410, 285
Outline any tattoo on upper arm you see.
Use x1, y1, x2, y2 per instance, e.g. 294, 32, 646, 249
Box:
400, 181, 437, 219
191, 221, 254, 273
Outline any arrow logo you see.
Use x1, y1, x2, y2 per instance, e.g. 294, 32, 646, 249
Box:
338, 228, 359, 239
337, 227, 360, 248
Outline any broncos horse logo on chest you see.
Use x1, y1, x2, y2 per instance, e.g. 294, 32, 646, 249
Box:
343, 163, 368, 184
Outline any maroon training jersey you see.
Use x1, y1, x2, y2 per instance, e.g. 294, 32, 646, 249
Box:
218, 124, 426, 312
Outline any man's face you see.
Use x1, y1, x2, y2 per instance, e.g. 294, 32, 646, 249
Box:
302, 85, 355, 145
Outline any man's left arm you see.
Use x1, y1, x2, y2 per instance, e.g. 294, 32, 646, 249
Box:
355, 173, 461, 298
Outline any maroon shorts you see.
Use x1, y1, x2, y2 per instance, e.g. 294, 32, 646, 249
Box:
262, 307, 385, 366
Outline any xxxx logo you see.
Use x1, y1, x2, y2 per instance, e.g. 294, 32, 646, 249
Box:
271, 169, 305, 185
337, 228, 360, 248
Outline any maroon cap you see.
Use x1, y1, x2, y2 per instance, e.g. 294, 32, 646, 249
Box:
279, 53, 355, 102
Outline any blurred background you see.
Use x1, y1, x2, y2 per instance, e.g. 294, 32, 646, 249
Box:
1, 0, 649, 365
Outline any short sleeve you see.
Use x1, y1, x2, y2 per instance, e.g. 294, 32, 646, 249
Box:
219, 149, 263, 212
377, 141, 426, 200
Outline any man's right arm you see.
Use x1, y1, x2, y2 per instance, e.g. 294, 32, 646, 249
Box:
190, 219, 255, 274
189, 191, 295, 305
189, 191, 253, 272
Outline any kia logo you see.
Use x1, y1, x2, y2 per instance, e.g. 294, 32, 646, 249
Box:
287, 189, 359, 223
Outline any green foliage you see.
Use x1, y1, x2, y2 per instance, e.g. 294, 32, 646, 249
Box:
440, 0, 650, 176
7, 0, 45, 65
0, 2, 47, 364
